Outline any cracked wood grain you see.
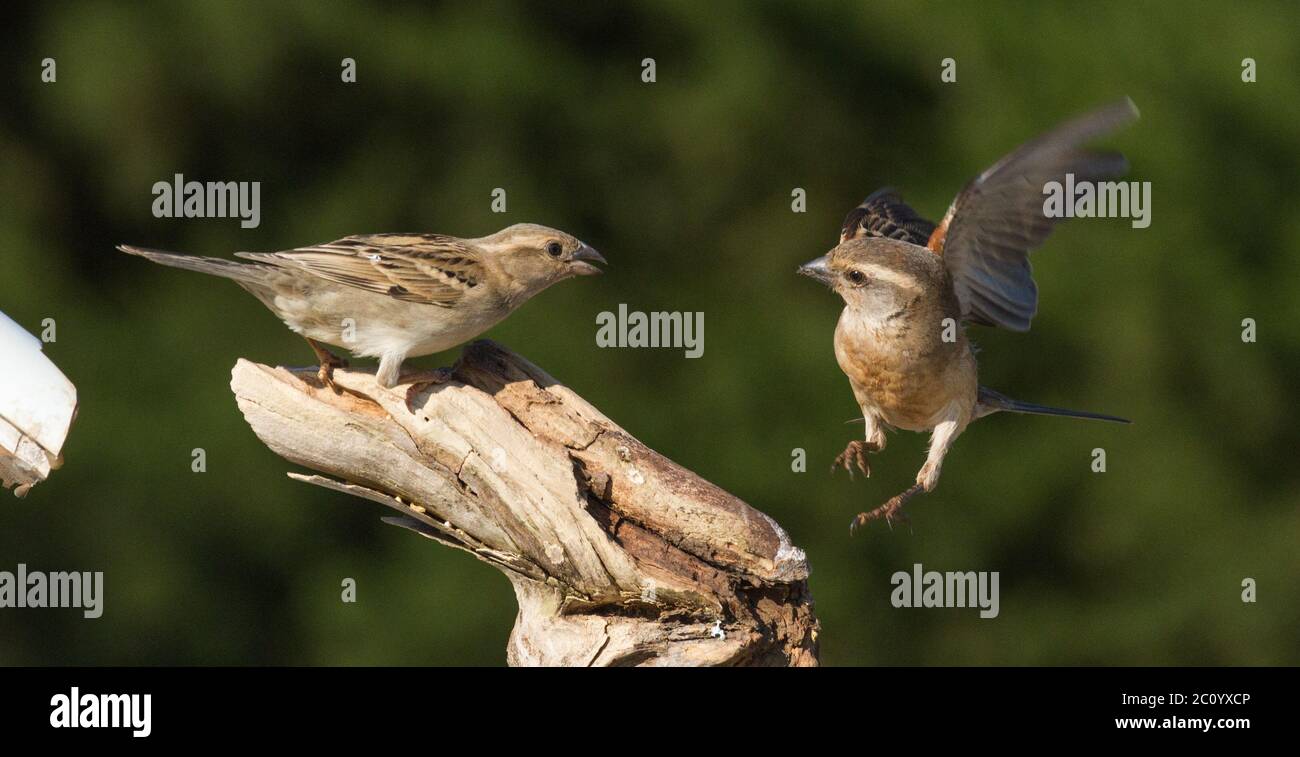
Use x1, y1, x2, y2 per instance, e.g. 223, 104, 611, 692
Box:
230, 339, 819, 666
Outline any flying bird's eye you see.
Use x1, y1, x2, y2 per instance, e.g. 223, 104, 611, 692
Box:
546, 241, 564, 258
846, 269, 867, 285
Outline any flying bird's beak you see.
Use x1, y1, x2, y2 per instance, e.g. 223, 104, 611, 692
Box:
798, 255, 834, 287
569, 244, 606, 276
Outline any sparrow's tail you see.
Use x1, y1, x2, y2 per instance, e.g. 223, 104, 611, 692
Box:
117, 245, 264, 283
976, 386, 1130, 424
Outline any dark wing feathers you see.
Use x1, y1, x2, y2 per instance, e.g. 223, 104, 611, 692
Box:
931, 98, 1138, 331
839, 188, 936, 246
235, 233, 483, 308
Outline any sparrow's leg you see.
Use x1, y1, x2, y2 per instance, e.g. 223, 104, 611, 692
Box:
849, 416, 964, 534
832, 414, 886, 479
304, 338, 348, 392
376, 351, 406, 389
373, 351, 452, 412
915, 417, 963, 493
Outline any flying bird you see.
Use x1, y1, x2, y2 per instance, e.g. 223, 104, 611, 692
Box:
799, 99, 1137, 533
120, 223, 605, 399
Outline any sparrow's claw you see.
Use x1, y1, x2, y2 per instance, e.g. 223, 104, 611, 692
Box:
317, 362, 336, 392
305, 338, 349, 394
849, 483, 923, 535
315, 353, 348, 393
398, 368, 456, 413
831, 439, 877, 479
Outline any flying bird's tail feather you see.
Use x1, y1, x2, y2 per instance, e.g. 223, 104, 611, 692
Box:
977, 386, 1130, 424
117, 245, 264, 283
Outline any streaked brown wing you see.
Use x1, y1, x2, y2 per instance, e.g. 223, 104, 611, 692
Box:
931, 98, 1138, 331
236, 233, 483, 308
839, 188, 937, 246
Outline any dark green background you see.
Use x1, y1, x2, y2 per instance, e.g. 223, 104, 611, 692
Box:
1, 1, 1296, 665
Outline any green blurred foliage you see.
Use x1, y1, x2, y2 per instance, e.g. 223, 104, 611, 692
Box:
1, 0, 1296, 665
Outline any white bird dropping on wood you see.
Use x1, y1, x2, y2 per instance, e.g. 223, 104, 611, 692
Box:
0, 310, 77, 497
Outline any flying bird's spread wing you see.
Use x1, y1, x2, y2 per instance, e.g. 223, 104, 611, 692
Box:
236, 233, 484, 308
929, 98, 1139, 331
839, 188, 936, 246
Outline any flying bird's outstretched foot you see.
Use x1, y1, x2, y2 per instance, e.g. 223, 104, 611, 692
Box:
831, 439, 879, 479
305, 338, 348, 393
850, 483, 923, 535
398, 368, 456, 413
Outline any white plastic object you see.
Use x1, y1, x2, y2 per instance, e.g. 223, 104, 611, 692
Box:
0, 310, 77, 497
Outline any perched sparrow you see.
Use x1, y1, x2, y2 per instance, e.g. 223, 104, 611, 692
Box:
799, 99, 1137, 533
119, 224, 605, 396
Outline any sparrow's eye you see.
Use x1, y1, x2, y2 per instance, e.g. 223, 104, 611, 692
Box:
846, 269, 867, 286
546, 241, 564, 258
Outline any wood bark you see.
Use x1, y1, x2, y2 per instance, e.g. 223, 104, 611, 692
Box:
229, 340, 818, 666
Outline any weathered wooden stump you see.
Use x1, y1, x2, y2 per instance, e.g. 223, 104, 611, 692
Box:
230, 340, 818, 666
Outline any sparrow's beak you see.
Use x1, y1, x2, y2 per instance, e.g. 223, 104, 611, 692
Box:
798, 255, 834, 287
569, 244, 607, 276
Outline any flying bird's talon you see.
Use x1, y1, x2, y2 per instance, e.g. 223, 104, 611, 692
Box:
832, 439, 875, 480
850, 483, 922, 535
